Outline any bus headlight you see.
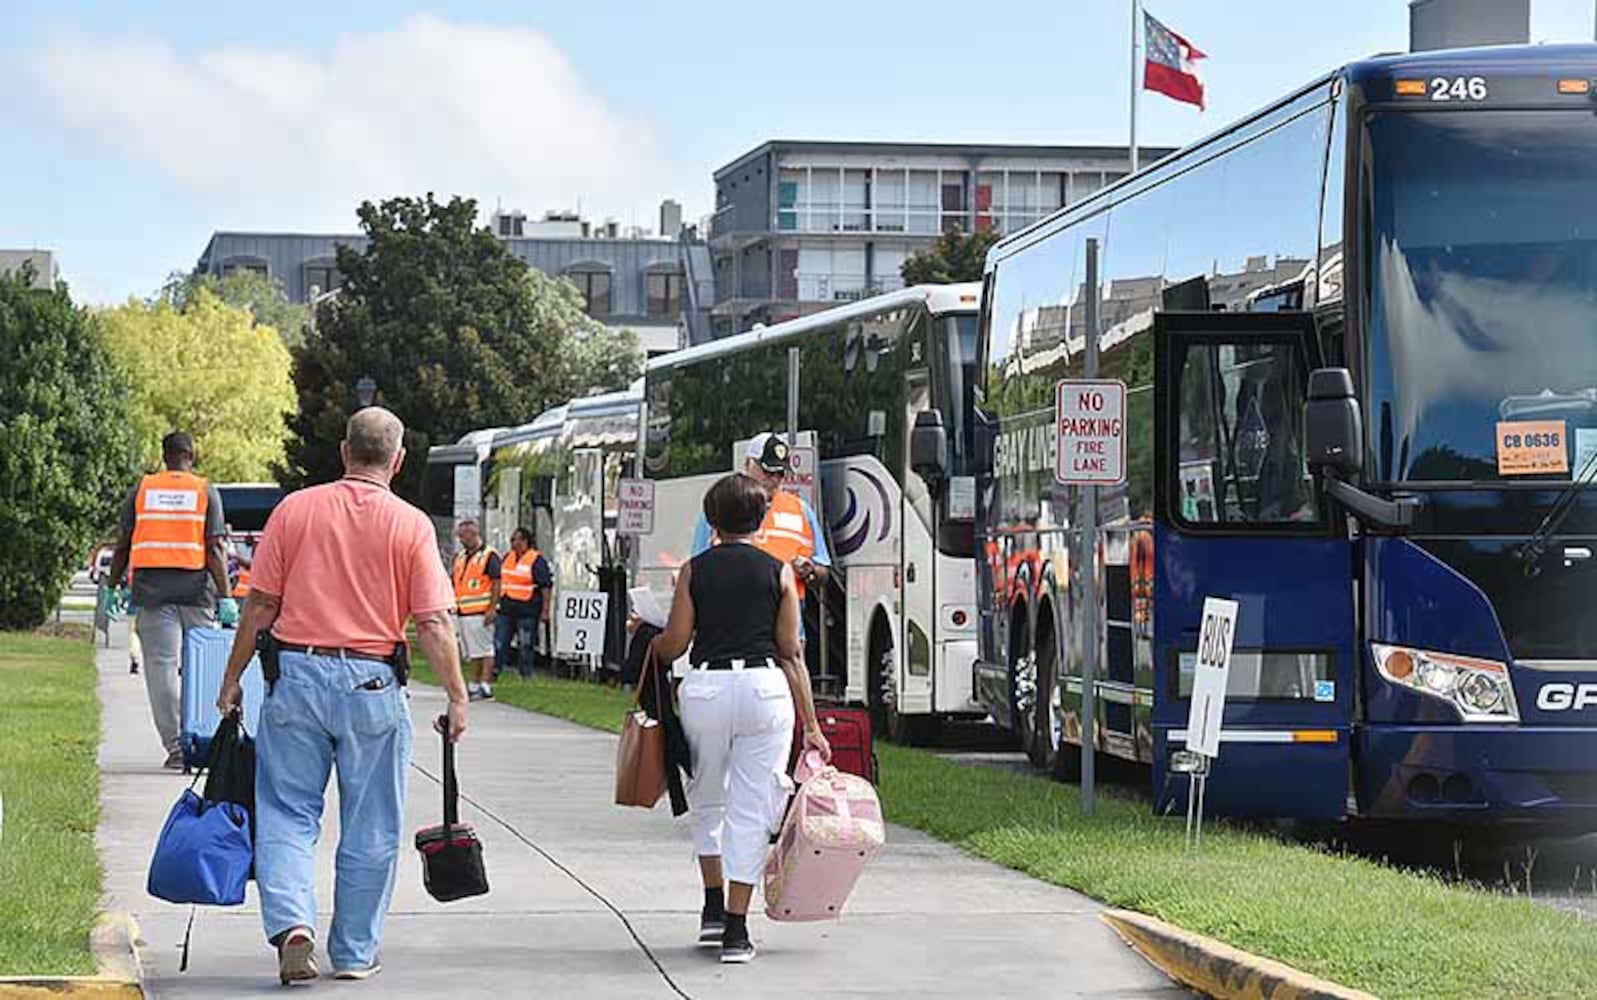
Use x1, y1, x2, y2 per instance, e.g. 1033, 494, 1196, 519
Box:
1371, 643, 1519, 723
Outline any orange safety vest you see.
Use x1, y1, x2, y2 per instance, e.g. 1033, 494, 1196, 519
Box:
500, 548, 541, 603
453, 547, 497, 616
129, 471, 210, 571
755, 490, 817, 600
231, 567, 251, 599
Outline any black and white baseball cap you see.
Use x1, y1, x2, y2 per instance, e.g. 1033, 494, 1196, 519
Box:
745, 433, 790, 475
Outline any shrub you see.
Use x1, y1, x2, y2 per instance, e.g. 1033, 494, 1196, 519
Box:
0, 272, 138, 629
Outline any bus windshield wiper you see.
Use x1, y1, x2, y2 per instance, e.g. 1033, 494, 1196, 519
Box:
1518, 446, 1597, 577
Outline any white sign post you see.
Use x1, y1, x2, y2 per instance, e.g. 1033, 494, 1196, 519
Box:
555, 590, 610, 660
1183, 596, 1238, 849
1054, 380, 1127, 486
617, 479, 655, 536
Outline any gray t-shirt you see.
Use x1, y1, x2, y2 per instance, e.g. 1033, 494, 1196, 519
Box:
119, 479, 226, 609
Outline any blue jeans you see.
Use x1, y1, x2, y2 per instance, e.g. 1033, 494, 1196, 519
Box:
255, 651, 411, 970
493, 612, 538, 679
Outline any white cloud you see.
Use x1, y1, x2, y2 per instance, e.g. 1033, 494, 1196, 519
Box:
31, 15, 693, 231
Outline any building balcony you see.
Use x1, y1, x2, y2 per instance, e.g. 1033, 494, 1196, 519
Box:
784, 272, 907, 304
709, 206, 771, 250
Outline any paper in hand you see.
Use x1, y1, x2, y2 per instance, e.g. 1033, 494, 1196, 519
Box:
629, 587, 668, 630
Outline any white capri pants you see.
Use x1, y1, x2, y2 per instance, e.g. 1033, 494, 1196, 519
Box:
680, 664, 795, 885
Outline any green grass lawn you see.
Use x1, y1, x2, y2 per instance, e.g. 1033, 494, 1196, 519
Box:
413, 658, 1597, 999
0, 632, 103, 976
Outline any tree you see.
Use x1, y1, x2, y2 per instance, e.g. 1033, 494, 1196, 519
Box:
900, 227, 1001, 285
282, 194, 643, 500
100, 290, 297, 482
0, 271, 139, 629
161, 269, 311, 347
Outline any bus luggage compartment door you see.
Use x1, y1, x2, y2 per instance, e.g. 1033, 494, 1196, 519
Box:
1151, 312, 1354, 821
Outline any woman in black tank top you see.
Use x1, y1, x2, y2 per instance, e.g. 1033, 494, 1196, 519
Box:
650, 473, 832, 964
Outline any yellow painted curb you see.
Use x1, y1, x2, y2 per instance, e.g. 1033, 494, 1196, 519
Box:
1102, 909, 1378, 1000
0, 913, 143, 999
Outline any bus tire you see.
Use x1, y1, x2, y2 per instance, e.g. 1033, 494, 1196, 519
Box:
869, 626, 939, 746
1026, 615, 1061, 773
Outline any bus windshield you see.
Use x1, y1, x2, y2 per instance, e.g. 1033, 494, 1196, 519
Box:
420, 458, 460, 520
1367, 110, 1597, 484
935, 313, 981, 475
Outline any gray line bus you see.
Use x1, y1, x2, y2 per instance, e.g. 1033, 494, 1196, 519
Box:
975, 44, 1597, 824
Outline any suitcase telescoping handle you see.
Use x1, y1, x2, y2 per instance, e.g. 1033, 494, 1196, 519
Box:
437, 714, 460, 831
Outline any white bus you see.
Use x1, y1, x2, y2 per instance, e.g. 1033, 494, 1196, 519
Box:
633, 284, 982, 742
479, 383, 643, 673
420, 427, 503, 557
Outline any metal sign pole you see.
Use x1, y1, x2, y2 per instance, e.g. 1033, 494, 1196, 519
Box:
1081, 238, 1101, 815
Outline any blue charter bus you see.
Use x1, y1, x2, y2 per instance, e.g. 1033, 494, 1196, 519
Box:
974, 45, 1597, 824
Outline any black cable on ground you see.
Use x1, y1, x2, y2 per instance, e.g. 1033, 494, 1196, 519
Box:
410, 760, 695, 1000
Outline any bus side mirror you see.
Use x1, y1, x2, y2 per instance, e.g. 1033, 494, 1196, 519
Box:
1304, 367, 1363, 479
911, 410, 949, 484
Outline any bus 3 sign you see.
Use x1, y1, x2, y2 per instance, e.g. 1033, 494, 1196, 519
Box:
556, 591, 610, 658
1055, 379, 1127, 485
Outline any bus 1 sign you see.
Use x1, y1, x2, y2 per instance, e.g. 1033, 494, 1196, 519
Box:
1055, 379, 1127, 485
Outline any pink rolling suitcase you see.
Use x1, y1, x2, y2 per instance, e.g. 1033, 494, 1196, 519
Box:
763, 752, 885, 922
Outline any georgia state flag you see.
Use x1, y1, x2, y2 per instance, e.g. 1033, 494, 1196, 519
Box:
1144, 11, 1206, 109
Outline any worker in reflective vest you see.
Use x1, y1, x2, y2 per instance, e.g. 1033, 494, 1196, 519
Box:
108, 432, 231, 769
227, 526, 253, 606
690, 432, 831, 627
494, 526, 554, 680
452, 519, 501, 700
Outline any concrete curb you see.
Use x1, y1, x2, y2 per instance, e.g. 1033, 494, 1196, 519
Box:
0, 913, 144, 999
1101, 909, 1378, 1000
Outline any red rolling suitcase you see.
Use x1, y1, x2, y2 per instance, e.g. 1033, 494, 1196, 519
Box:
792, 705, 877, 785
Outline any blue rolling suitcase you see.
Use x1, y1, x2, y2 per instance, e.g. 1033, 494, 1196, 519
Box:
181, 627, 265, 771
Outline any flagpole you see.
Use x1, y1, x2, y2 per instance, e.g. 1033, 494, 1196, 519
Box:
1129, 0, 1141, 174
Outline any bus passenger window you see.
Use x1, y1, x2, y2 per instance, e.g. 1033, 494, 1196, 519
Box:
1174, 342, 1317, 526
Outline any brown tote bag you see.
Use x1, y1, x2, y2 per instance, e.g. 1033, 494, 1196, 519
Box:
614, 650, 667, 808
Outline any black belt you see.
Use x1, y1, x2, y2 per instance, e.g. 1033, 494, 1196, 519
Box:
277, 642, 398, 667
694, 657, 777, 671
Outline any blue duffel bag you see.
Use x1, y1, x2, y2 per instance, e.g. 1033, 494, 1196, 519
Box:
147, 788, 251, 906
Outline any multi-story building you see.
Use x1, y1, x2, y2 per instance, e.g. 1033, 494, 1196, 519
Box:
0, 249, 59, 290
192, 201, 714, 354
707, 140, 1174, 335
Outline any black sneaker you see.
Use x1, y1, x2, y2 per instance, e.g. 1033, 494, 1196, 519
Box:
719, 931, 755, 965
698, 908, 725, 947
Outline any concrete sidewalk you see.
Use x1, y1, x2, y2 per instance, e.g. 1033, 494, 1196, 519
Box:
96, 622, 1183, 998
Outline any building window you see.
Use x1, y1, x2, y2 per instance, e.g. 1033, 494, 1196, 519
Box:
219, 257, 268, 280
646, 271, 684, 319
569, 270, 612, 318
778, 172, 800, 231
304, 263, 343, 297
908, 170, 940, 234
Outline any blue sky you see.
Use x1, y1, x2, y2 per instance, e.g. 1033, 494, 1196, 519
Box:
2, 0, 1594, 304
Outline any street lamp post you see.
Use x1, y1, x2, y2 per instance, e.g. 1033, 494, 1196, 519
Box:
356, 375, 377, 408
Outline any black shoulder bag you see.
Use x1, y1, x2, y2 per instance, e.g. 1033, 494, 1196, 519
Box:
413, 716, 489, 902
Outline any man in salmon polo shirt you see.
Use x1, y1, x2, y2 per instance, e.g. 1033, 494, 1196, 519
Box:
218, 406, 469, 986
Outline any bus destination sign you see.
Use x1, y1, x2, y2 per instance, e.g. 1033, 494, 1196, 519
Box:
1055, 379, 1127, 486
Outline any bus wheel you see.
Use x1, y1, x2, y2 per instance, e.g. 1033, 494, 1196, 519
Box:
871, 643, 916, 746
1028, 622, 1061, 773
